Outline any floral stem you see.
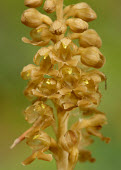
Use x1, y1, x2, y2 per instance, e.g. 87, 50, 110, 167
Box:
56, 0, 64, 20
56, 110, 69, 170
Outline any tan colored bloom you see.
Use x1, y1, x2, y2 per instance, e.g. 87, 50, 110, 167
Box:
24, 0, 43, 8
49, 37, 79, 67
24, 101, 54, 124
12, 1, 109, 169
22, 24, 53, 46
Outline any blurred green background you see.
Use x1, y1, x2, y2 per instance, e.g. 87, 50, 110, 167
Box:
0, 0, 121, 170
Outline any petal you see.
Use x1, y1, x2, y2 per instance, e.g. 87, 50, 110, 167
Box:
22, 152, 37, 165
22, 37, 49, 46
37, 151, 53, 161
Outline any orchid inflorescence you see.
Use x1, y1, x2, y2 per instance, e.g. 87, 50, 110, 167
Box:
11, 0, 110, 169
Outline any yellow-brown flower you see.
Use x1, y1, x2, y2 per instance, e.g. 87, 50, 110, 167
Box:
11, 1, 109, 170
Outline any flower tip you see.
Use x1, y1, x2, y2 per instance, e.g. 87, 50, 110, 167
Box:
10, 138, 20, 149
21, 162, 26, 166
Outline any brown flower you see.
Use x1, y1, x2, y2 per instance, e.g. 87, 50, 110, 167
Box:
11, 1, 109, 169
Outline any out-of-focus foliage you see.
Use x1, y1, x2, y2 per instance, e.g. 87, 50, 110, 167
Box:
0, 0, 121, 170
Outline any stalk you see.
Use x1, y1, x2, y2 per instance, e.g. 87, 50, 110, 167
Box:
56, 110, 69, 170
56, 0, 64, 21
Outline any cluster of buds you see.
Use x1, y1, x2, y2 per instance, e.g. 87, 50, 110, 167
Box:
11, 0, 110, 170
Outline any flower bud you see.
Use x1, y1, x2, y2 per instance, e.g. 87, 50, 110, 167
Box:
50, 20, 67, 35
79, 29, 102, 48
64, 3, 97, 22
79, 47, 105, 68
21, 8, 43, 28
30, 24, 53, 42
21, 8, 52, 28
66, 18, 88, 33
44, 0, 56, 13
24, 0, 43, 8
73, 3, 97, 22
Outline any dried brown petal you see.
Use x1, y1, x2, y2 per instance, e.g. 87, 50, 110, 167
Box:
55, 93, 78, 110
87, 127, 110, 143
44, 0, 56, 13
22, 152, 37, 165
60, 37, 71, 48
49, 38, 79, 67
34, 46, 52, 65
24, 0, 43, 8
58, 87, 72, 96
78, 92, 101, 110
22, 37, 50, 46
37, 151, 53, 161
78, 150, 95, 163
66, 18, 88, 33
71, 114, 107, 131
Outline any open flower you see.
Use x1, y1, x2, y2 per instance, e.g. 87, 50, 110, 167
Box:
24, 101, 54, 125
22, 130, 53, 165
31, 77, 61, 99
49, 37, 79, 67
22, 24, 53, 46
